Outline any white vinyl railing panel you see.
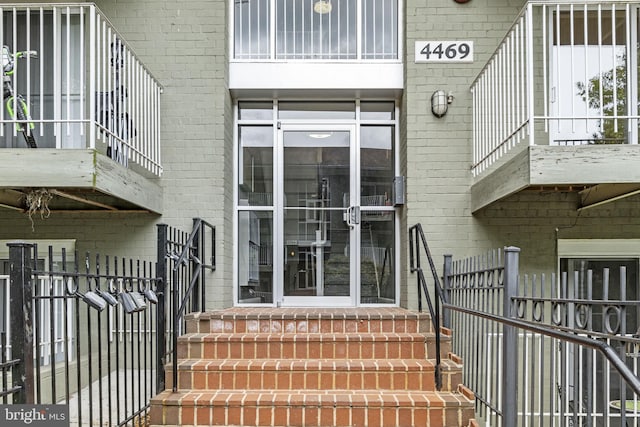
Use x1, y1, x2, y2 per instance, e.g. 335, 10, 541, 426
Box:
0, 4, 162, 176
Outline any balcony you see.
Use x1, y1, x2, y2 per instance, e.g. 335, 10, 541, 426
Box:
229, 0, 403, 98
0, 4, 162, 214
471, 1, 640, 212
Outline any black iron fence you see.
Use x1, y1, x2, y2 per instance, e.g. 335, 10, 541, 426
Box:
443, 246, 640, 427
0, 218, 214, 426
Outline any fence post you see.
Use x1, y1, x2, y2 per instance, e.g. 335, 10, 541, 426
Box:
8, 242, 35, 404
156, 224, 168, 393
442, 254, 452, 329
502, 246, 520, 426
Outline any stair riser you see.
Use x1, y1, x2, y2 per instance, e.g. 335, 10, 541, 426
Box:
178, 339, 426, 360
170, 369, 455, 392
427, 339, 452, 360
150, 404, 475, 427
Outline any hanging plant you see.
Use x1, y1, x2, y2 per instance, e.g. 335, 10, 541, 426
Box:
24, 188, 53, 230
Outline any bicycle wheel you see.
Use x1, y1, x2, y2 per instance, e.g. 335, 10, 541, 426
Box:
15, 97, 37, 148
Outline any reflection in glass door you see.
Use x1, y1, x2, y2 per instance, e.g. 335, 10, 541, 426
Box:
281, 128, 355, 305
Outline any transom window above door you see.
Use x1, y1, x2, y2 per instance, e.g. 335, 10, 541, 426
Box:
233, 0, 399, 60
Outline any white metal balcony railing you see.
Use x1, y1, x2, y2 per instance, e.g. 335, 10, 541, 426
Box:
0, 4, 162, 176
471, 1, 640, 177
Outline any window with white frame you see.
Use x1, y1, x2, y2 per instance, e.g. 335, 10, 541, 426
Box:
234, 0, 399, 60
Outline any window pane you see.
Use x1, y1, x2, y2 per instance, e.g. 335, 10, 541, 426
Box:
239, 126, 273, 206
360, 126, 394, 206
362, 0, 398, 59
361, 102, 395, 120
238, 211, 273, 303
239, 102, 273, 120
279, 101, 355, 119
361, 212, 394, 304
276, 0, 356, 59
235, 0, 271, 59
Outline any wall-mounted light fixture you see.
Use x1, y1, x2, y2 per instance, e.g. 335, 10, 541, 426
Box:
431, 90, 454, 118
314, 0, 332, 14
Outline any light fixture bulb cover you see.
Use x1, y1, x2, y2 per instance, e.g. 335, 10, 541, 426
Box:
314, 0, 332, 14
309, 132, 332, 139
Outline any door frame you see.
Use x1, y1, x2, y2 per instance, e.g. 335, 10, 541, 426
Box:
233, 100, 402, 308
276, 124, 359, 307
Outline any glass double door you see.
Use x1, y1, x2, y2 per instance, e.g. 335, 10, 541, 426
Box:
237, 102, 397, 307
279, 126, 358, 306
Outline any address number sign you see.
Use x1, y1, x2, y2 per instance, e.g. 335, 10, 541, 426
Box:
414, 41, 474, 63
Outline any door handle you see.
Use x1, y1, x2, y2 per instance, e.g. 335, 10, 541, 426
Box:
344, 206, 360, 228
351, 206, 360, 225
344, 206, 352, 227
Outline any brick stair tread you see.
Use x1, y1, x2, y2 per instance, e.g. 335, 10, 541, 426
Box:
191, 307, 431, 321
174, 358, 464, 371
186, 308, 438, 334
179, 332, 431, 342
152, 389, 474, 408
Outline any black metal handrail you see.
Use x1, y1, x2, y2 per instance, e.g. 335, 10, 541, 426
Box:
169, 218, 216, 392
408, 223, 447, 390
445, 303, 640, 396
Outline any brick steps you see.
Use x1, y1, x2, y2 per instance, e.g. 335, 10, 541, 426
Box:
171, 358, 463, 392
150, 308, 474, 426
188, 308, 437, 334
177, 332, 430, 360
151, 388, 473, 427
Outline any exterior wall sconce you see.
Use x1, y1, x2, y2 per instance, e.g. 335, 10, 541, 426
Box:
431, 90, 454, 118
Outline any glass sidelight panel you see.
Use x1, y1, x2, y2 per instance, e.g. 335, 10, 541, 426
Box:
360, 211, 394, 303
283, 130, 352, 298
238, 211, 273, 303
360, 125, 394, 207
238, 126, 273, 206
